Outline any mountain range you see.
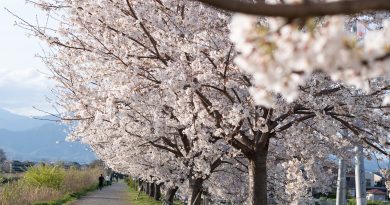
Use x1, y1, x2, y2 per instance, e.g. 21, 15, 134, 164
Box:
0, 108, 96, 163
0, 109, 386, 170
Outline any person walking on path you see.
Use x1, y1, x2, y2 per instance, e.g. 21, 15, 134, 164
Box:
98, 174, 104, 190
105, 175, 111, 186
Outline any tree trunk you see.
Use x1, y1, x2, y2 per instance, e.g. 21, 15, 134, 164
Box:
165, 186, 178, 205
188, 178, 203, 205
154, 183, 162, 200
138, 180, 143, 191
149, 182, 155, 197
248, 148, 268, 205
145, 182, 150, 195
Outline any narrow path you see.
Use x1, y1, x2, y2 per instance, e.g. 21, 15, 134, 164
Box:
71, 181, 130, 205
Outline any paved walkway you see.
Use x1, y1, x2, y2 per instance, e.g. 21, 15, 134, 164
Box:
71, 181, 130, 205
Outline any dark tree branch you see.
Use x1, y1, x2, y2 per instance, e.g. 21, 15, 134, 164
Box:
196, 0, 390, 18
178, 128, 191, 154
276, 113, 316, 132
363, 138, 388, 156
201, 84, 235, 103
314, 86, 342, 97
148, 140, 184, 157
330, 115, 359, 135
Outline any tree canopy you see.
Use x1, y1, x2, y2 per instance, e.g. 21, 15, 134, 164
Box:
17, 0, 390, 204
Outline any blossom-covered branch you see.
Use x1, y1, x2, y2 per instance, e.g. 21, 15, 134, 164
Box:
197, 0, 390, 18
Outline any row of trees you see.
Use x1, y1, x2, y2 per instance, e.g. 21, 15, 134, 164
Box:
18, 0, 390, 204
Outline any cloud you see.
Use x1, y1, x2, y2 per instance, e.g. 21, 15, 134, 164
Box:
0, 0, 57, 116
0, 64, 57, 117
0, 79, 57, 116
0, 65, 56, 116
0, 68, 52, 90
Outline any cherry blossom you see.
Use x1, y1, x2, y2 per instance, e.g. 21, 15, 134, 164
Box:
18, 0, 390, 204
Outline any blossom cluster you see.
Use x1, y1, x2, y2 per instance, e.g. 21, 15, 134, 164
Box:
230, 14, 390, 107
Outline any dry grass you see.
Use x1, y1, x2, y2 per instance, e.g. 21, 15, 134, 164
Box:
0, 166, 102, 205
0, 183, 62, 205
62, 167, 102, 193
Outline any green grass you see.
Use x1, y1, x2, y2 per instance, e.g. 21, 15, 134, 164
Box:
32, 183, 98, 205
319, 198, 390, 205
126, 178, 184, 205
128, 185, 162, 205
347, 199, 390, 205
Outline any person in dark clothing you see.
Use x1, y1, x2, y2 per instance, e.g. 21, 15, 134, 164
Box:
98, 174, 104, 190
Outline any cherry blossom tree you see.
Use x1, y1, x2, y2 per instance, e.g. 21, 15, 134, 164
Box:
17, 0, 390, 204
19, 1, 243, 204
198, 0, 390, 108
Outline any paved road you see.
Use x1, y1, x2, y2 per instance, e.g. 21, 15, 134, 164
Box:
71, 181, 130, 205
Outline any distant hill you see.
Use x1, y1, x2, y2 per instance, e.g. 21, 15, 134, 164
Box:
0, 108, 96, 163
0, 109, 49, 131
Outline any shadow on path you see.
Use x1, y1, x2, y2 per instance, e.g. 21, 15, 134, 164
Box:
71, 181, 130, 205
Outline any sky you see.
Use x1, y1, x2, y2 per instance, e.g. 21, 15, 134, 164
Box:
0, 0, 55, 116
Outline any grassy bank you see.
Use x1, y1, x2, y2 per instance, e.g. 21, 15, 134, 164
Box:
128, 186, 162, 205
318, 198, 390, 205
33, 184, 97, 205
126, 178, 183, 205
348, 199, 390, 205
0, 165, 102, 205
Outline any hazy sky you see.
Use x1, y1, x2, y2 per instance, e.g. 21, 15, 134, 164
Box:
0, 0, 55, 116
